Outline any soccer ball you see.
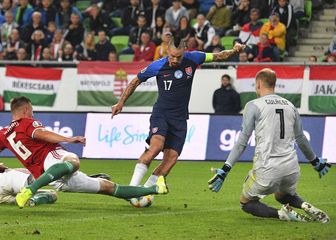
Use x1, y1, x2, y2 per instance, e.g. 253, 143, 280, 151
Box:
129, 195, 154, 208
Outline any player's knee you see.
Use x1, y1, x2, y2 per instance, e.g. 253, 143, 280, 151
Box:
145, 146, 162, 159
64, 154, 80, 171
275, 193, 288, 204
98, 179, 114, 195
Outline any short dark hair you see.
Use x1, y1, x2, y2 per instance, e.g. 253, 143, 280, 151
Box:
256, 68, 276, 88
250, 8, 260, 15
168, 37, 186, 49
10, 96, 31, 112
221, 74, 231, 81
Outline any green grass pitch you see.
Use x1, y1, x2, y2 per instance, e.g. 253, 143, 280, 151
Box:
0, 158, 335, 240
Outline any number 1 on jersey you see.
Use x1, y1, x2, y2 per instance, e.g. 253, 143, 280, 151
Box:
163, 80, 172, 91
275, 109, 285, 139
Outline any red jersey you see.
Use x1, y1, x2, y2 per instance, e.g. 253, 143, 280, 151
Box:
0, 118, 62, 178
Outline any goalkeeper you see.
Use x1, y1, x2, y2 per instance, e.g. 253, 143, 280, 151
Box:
208, 68, 331, 223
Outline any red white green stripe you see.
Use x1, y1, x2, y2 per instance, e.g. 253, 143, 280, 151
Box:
309, 66, 336, 113
4, 66, 62, 106
77, 62, 158, 106
236, 66, 304, 108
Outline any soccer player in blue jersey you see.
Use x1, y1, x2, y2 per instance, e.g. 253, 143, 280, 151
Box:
111, 38, 245, 189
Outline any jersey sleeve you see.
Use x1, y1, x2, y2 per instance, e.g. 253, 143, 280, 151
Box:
24, 119, 45, 139
184, 51, 206, 65
0, 131, 6, 151
137, 59, 164, 82
226, 102, 258, 167
293, 109, 316, 161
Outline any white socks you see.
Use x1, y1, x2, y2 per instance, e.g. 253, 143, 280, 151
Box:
129, 163, 148, 186
144, 174, 159, 187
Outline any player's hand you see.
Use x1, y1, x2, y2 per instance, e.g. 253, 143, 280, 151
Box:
68, 136, 86, 146
208, 165, 231, 192
311, 157, 331, 178
0, 163, 8, 173
111, 103, 123, 118
233, 43, 245, 53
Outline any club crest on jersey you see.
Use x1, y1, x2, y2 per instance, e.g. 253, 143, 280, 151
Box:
174, 70, 183, 79
185, 67, 192, 76
32, 121, 42, 127
152, 127, 159, 133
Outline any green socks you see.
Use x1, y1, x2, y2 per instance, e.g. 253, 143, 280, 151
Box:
112, 185, 157, 199
28, 162, 74, 194
29, 192, 57, 205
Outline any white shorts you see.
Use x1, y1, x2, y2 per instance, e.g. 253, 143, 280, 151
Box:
242, 170, 300, 200
44, 148, 100, 193
0, 170, 31, 204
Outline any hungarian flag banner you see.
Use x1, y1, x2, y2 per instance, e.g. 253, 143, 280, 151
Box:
4, 66, 62, 106
236, 66, 304, 108
309, 66, 336, 113
77, 62, 158, 106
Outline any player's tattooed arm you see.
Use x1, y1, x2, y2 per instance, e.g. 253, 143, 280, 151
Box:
213, 43, 245, 61
111, 77, 141, 117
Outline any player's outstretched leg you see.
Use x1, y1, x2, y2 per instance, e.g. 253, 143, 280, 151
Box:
16, 159, 78, 208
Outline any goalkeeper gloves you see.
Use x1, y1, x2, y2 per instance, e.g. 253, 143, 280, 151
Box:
208, 164, 231, 192
311, 157, 331, 178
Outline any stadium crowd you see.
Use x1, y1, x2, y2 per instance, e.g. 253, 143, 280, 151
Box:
0, 0, 334, 62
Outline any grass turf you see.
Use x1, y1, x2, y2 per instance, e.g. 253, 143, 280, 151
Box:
0, 158, 335, 240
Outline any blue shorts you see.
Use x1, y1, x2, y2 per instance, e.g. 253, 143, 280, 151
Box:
146, 114, 187, 155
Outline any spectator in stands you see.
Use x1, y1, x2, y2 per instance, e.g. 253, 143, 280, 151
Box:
204, 34, 225, 53
4, 28, 26, 60
289, 0, 305, 19
272, 0, 297, 49
58, 42, 74, 61
260, 13, 286, 53
111, 0, 143, 36
199, 0, 215, 14
212, 74, 241, 114
174, 16, 195, 41
86, 4, 114, 36
226, 37, 245, 62
21, 11, 47, 43
133, 31, 156, 61
145, 0, 165, 28
250, 33, 275, 62
308, 55, 317, 62
325, 35, 336, 56
65, 12, 84, 47
95, 30, 116, 61
194, 13, 216, 50
1, 11, 18, 43
26, 29, 47, 60
326, 55, 336, 63
16, 47, 27, 60
186, 35, 200, 51
49, 29, 67, 60
239, 51, 249, 62
250, 0, 269, 18
45, 21, 56, 44
182, 0, 199, 19
0, 0, 13, 15
36, 0, 57, 26
55, 0, 82, 29
75, 32, 96, 61
153, 30, 171, 60
165, 0, 189, 31
228, 0, 251, 36
239, 8, 263, 45
152, 15, 165, 45
13, 0, 34, 28
106, 0, 129, 17
41, 47, 52, 60
108, 51, 118, 62
122, 15, 150, 54
206, 0, 231, 37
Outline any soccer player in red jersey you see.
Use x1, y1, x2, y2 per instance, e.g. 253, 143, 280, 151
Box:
0, 96, 168, 208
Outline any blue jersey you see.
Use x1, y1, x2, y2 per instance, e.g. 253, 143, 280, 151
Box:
137, 51, 206, 120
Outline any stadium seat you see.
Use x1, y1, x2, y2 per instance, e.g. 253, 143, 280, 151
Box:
299, 0, 312, 24
111, 35, 129, 54
260, 18, 269, 24
75, 0, 91, 11
119, 54, 134, 62
112, 17, 123, 27
221, 36, 236, 50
